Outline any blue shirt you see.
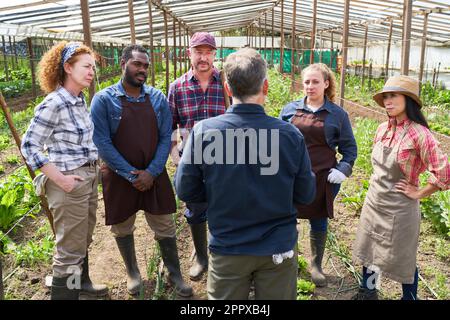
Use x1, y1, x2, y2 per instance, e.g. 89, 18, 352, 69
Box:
90, 80, 172, 182
175, 103, 316, 256
279, 96, 357, 177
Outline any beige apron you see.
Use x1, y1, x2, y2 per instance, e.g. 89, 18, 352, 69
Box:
353, 124, 420, 284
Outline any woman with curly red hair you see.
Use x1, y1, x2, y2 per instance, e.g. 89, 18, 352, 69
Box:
21, 41, 107, 299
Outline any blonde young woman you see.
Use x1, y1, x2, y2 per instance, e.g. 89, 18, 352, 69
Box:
352, 75, 449, 300
21, 42, 108, 299
280, 63, 357, 287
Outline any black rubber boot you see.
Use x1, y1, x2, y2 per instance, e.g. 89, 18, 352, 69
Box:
115, 234, 142, 295
310, 230, 328, 287
352, 287, 379, 300
80, 253, 109, 297
51, 275, 80, 300
158, 237, 193, 297
189, 222, 208, 281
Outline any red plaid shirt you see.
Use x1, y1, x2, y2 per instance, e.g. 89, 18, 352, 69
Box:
375, 118, 449, 190
168, 68, 226, 131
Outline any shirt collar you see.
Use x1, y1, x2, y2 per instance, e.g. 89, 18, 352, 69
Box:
187, 68, 220, 82
388, 117, 411, 128
113, 79, 146, 99
294, 96, 333, 113
226, 103, 266, 114
57, 86, 84, 105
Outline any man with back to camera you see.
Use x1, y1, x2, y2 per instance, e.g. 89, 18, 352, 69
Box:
175, 48, 316, 299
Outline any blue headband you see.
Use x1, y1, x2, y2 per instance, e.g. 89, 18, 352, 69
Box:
61, 43, 81, 66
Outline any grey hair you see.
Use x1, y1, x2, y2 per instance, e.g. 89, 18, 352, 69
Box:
223, 48, 267, 101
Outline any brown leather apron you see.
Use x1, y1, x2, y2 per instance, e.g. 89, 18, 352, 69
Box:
353, 123, 420, 284
291, 109, 337, 219
101, 95, 176, 225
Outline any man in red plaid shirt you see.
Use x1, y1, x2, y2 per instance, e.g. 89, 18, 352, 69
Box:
169, 32, 227, 281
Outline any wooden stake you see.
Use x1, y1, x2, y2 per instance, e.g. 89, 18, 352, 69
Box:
0, 92, 55, 235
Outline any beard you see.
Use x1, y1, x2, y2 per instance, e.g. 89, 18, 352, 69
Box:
124, 65, 147, 87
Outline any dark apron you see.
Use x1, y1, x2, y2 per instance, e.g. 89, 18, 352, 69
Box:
291, 109, 337, 219
101, 95, 176, 225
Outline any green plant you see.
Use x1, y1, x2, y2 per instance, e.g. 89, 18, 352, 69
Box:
297, 278, 315, 300
0, 167, 39, 231
297, 255, 308, 273
6, 155, 20, 165
7, 235, 54, 266
0, 134, 10, 151
435, 238, 449, 261
341, 179, 369, 213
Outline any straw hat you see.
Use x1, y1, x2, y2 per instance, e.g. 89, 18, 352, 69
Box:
373, 75, 422, 109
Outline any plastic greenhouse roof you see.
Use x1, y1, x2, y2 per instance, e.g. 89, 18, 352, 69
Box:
0, 0, 449, 45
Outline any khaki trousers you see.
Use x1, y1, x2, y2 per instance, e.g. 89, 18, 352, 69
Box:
45, 166, 99, 277
110, 212, 176, 240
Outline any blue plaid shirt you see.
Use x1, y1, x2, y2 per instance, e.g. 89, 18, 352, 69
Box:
21, 86, 98, 171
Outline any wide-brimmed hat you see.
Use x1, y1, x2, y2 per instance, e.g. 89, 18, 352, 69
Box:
373, 75, 422, 109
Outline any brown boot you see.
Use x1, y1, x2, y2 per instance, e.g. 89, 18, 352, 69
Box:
158, 237, 193, 297
115, 234, 142, 295
81, 253, 109, 297
189, 222, 208, 281
310, 230, 327, 287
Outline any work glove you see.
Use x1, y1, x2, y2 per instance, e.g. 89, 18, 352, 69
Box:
327, 168, 346, 184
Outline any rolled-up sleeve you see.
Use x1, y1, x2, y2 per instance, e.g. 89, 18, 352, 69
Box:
421, 131, 450, 190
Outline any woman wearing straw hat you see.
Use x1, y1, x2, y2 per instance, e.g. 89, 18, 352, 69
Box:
352, 75, 449, 300
21, 41, 108, 299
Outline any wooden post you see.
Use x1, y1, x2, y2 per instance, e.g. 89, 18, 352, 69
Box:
435, 62, 441, 89
361, 24, 368, 88
164, 11, 170, 95
258, 18, 262, 53
1, 36, 9, 81
401, 0, 412, 75
185, 31, 189, 73
26, 38, 37, 98
330, 31, 334, 68
0, 93, 55, 235
8, 36, 15, 70
148, 0, 155, 86
271, 8, 275, 66
219, 70, 230, 109
173, 19, 177, 82
127, 0, 136, 44
339, 0, 350, 107
264, 13, 267, 61
280, 0, 284, 73
310, 0, 317, 65
13, 37, 18, 68
319, 32, 323, 63
385, 19, 393, 80
291, 0, 297, 84
80, 0, 95, 104
368, 62, 373, 90
418, 12, 429, 86
178, 21, 182, 77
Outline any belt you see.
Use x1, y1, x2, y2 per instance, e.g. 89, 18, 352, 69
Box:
81, 160, 98, 167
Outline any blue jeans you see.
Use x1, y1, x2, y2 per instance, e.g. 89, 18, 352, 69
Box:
362, 266, 419, 300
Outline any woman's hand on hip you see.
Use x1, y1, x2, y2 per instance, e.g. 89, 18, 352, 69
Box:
395, 179, 420, 199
